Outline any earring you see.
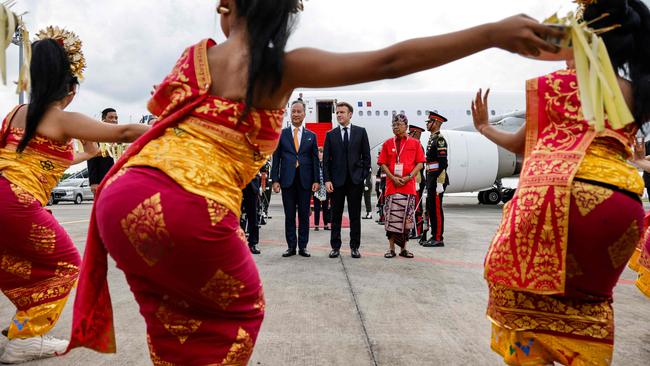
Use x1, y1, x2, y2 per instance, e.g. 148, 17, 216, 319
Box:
217, 6, 230, 15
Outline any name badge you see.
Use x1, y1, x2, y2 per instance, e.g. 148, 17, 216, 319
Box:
394, 163, 404, 177
428, 163, 439, 170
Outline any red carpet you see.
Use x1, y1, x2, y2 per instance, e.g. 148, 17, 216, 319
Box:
298, 215, 350, 228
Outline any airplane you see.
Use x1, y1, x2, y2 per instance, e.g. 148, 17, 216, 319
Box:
285, 90, 526, 204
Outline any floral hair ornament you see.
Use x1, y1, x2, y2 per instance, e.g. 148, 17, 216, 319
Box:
36, 26, 86, 81
541, 0, 632, 133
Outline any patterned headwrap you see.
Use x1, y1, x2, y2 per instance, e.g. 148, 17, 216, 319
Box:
392, 113, 408, 125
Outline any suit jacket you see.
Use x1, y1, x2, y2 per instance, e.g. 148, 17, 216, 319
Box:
323, 125, 371, 187
271, 126, 320, 190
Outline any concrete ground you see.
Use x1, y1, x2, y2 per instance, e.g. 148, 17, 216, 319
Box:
1, 196, 649, 365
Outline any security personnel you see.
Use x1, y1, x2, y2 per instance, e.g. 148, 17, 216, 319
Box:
422, 111, 449, 247
375, 151, 386, 225
408, 123, 427, 240
242, 173, 262, 254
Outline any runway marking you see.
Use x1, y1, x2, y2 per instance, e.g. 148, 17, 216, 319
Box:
259, 239, 639, 285
60, 219, 90, 225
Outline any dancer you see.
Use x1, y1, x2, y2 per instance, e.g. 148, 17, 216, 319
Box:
631, 141, 650, 298
67, 1, 562, 364
0, 27, 147, 363
473, 1, 650, 364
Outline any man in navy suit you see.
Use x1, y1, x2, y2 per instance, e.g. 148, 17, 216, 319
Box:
271, 100, 320, 258
323, 102, 371, 259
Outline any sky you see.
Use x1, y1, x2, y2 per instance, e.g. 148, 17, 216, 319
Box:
0, 0, 646, 122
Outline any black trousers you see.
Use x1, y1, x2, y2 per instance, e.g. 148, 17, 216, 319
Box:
281, 175, 312, 250
426, 185, 444, 241
330, 177, 364, 250
363, 187, 372, 213
313, 195, 330, 226
242, 184, 259, 246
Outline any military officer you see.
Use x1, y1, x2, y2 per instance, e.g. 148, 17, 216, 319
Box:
422, 111, 449, 247
408, 123, 427, 240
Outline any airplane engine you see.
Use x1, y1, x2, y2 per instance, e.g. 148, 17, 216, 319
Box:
442, 130, 519, 194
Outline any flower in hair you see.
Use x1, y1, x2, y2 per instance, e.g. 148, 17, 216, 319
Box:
36, 26, 86, 80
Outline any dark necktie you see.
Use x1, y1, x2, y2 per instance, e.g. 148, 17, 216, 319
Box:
343, 127, 349, 150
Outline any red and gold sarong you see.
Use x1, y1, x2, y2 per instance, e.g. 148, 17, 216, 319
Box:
485, 70, 644, 365
68, 39, 282, 365
630, 212, 650, 297
0, 106, 80, 339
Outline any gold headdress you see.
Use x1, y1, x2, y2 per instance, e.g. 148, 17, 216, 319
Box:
36, 26, 86, 81
575, 0, 598, 20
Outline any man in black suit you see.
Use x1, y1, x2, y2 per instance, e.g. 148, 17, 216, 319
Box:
271, 100, 320, 258
323, 102, 371, 259
87, 108, 117, 193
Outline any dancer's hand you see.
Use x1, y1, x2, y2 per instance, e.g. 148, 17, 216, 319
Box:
472, 88, 490, 134
489, 14, 563, 57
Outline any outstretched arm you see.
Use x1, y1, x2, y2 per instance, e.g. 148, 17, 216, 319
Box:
59, 111, 149, 143
283, 15, 561, 90
472, 88, 526, 155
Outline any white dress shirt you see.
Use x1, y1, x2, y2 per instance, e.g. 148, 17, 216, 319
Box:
339, 123, 352, 141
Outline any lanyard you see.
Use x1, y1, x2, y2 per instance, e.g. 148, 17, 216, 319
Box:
394, 136, 408, 163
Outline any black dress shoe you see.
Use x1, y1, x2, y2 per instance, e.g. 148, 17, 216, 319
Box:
351, 249, 361, 258
299, 249, 311, 257
249, 245, 261, 255
422, 239, 444, 247
282, 249, 297, 257
314, 227, 320, 231
324, 225, 331, 231
328, 250, 340, 258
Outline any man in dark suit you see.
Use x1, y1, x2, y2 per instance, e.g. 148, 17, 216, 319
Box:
87, 108, 117, 194
323, 101, 371, 259
271, 100, 320, 258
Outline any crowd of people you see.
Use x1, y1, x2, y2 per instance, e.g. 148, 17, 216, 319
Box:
255, 103, 452, 260
0, 0, 648, 365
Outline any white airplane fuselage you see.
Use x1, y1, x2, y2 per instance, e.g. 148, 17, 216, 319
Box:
286, 90, 524, 197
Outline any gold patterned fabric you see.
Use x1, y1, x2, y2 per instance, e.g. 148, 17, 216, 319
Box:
575, 137, 644, 196
490, 323, 613, 366
125, 110, 282, 217
120, 193, 174, 267
0, 105, 74, 205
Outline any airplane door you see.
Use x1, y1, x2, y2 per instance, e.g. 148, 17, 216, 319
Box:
316, 100, 334, 123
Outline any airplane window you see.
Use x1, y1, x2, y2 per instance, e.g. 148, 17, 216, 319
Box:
491, 110, 496, 115
358, 111, 363, 117
417, 110, 422, 116
367, 111, 372, 116
392, 110, 396, 115
466, 110, 471, 116
384, 111, 388, 116
434, 110, 438, 113
400, 110, 405, 114
375, 111, 380, 116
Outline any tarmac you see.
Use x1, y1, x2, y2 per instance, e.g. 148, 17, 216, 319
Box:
1, 195, 649, 365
